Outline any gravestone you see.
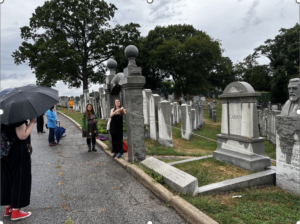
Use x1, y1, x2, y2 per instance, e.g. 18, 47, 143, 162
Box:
142, 90, 148, 125
213, 81, 270, 171
141, 157, 198, 195
99, 87, 107, 119
200, 96, 206, 103
149, 94, 160, 140
212, 107, 216, 122
271, 105, 278, 110
158, 100, 173, 147
181, 104, 191, 140
173, 102, 178, 124
168, 94, 174, 103
193, 96, 200, 102
191, 109, 196, 130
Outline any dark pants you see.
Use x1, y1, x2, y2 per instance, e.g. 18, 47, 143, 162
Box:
86, 137, 96, 145
1, 144, 32, 208
48, 128, 55, 143
111, 135, 123, 154
36, 115, 44, 133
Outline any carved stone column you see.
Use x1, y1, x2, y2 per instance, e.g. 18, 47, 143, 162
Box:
122, 45, 146, 163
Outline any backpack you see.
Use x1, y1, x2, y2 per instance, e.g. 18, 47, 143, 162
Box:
1, 124, 13, 158
123, 140, 128, 153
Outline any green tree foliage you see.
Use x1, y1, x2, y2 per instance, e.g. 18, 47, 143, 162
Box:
233, 52, 271, 92
148, 25, 224, 94
208, 56, 236, 91
255, 23, 299, 103
115, 24, 229, 93
12, 0, 140, 92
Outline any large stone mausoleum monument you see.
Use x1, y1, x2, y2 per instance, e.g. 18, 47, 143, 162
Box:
276, 78, 300, 195
213, 81, 271, 171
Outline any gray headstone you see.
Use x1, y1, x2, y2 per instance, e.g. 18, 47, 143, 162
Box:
149, 94, 160, 140
158, 100, 173, 147
181, 104, 191, 140
213, 81, 270, 171
141, 157, 198, 196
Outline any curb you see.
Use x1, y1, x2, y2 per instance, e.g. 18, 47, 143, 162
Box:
57, 111, 218, 224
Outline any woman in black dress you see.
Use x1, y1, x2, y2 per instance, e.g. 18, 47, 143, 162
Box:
110, 99, 126, 158
1, 117, 36, 221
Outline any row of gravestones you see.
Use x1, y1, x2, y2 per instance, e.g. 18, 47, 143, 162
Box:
58, 87, 108, 120
142, 90, 205, 147
257, 108, 281, 145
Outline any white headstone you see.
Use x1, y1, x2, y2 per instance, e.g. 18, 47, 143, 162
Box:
181, 104, 191, 140
149, 94, 160, 140
158, 101, 173, 147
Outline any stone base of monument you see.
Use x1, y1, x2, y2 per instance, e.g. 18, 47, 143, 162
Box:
213, 134, 271, 171
276, 116, 300, 196
158, 138, 173, 148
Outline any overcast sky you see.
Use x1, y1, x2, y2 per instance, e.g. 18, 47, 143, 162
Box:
0, 0, 298, 97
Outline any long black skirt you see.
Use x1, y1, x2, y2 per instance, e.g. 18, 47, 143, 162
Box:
1, 143, 32, 208
82, 123, 98, 138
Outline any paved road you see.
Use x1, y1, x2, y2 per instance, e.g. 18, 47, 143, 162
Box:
1, 114, 187, 224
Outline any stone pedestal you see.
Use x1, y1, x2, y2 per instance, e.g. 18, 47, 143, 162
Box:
276, 116, 300, 195
122, 45, 146, 163
213, 81, 270, 171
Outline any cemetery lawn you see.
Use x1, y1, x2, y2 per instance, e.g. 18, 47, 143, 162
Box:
179, 186, 299, 224
173, 158, 253, 186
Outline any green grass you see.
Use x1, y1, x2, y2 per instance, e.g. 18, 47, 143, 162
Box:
180, 187, 299, 224
173, 158, 254, 186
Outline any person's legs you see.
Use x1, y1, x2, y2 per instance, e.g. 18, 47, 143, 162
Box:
86, 138, 91, 152
117, 135, 123, 158
36, 116, 42, 133
8, 145, 32, 220
111, 135, 117, 157
1, 157, 12, 215
49, 128, 55, 145
91, 137, 97, 152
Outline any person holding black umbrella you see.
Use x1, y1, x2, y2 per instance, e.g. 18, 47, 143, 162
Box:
1, 118, 36, 220
82, 104, 98, 152
0, 84, 59, 221
46, 106, 59, 146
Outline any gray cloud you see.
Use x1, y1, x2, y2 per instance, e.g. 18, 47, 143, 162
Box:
1, 0, 298, 97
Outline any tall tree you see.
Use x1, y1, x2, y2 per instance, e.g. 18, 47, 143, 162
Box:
146, 25, 223, 94
12, 0, 140, 92
255, 23, 299, 103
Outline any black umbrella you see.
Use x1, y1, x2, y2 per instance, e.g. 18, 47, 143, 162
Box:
0, 84, 59, 125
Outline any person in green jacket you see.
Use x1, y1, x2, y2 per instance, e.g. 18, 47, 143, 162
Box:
82, 104, 99, 152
